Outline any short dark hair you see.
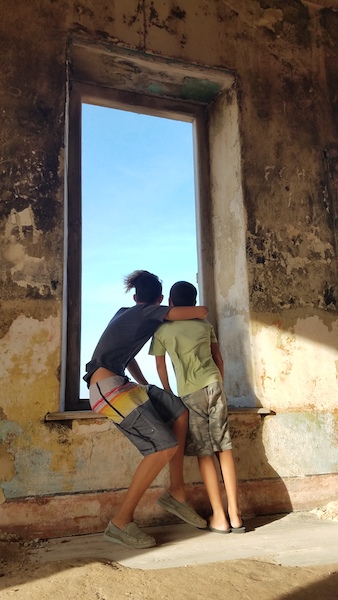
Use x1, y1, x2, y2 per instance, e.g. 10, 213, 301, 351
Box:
170, 281, 197, 306
124, 270, 163, 303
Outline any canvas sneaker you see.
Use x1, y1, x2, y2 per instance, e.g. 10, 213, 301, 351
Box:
103, 521, 156, 548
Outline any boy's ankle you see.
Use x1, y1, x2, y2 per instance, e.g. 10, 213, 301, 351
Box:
167, 488, 186, 503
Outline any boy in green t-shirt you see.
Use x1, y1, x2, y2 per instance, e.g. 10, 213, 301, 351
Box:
149, 281, 245, 533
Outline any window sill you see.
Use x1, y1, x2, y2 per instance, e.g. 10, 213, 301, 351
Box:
228, 406, 275, 415
45, 407, 275, 422
45, 411, 104, 421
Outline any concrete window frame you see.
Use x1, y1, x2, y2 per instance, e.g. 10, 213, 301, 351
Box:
59, 41, 255, 415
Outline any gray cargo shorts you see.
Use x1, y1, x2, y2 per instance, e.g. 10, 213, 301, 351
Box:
182, 381, 232, 456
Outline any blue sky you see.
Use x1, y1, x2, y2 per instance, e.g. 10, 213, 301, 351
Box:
80, 103, 198, 396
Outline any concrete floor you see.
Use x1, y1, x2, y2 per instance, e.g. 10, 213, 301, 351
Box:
30, 512, 338, 571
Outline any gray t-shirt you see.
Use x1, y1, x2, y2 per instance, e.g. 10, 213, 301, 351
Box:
83, 303, 170, 386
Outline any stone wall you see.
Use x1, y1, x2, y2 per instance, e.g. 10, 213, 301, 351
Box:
0, 0, 337, 538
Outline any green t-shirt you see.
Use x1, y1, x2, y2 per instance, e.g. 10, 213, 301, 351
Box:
149, 319, 222, 396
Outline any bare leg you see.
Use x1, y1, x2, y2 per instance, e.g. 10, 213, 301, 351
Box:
198, 455, 230, 531
112, 445, 177, 529
218, 449, 242, 528
167, 409, 188, 503
156, 410, 206, 528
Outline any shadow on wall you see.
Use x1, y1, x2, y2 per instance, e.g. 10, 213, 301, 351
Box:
221, 314, 259, 408
229, 412, 293, 516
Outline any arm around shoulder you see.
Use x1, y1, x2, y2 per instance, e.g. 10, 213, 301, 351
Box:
165, 305, 208, 321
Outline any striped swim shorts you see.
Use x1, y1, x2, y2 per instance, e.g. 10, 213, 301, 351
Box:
89, 376, 185, 455
89, 376, 149, 424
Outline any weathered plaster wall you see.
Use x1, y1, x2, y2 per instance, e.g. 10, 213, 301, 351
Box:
0, 0, 337, 538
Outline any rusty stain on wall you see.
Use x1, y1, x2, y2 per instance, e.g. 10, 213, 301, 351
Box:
0, 443, 15, 484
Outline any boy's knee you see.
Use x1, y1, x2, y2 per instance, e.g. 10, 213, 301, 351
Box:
161, 445, 178, 461
150, 445, 177, 466
176, 408, 188, 425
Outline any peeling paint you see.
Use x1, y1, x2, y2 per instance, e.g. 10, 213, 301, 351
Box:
3, 205, 48, 292
247, 223, 336, 312
0, 0, 337, 532
257, 8, 284, 32
252, 315, 338, 410
5, 206, 41, 243
72, 419, 111, 435
0, 315, 61, 423
181, 78, 222, 103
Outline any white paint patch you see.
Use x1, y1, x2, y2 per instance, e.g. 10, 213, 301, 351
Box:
264, 165, 276, 181
4, 206, 50, 295
3, 207, 50, 292
252, 316, 338, 409
72, 420, 111, 435
225, 192, 250, 312
0, 314, 60, 386
219, 314, 256, 404
5, 206, 41, 243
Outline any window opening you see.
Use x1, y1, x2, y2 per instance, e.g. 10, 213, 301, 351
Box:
80, 104, 198, 398
63, 46, 240, 412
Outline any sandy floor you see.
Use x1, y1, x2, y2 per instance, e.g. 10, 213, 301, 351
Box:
0, 544, 337, 600
1, 504, 338, 600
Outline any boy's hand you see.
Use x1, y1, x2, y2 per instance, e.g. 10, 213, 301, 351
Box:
165, 306, 208, 321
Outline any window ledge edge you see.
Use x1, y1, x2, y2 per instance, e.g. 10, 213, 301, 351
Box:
45, 406, 275, 422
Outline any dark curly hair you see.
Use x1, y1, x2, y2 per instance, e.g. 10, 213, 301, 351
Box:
124, 270, 163, 304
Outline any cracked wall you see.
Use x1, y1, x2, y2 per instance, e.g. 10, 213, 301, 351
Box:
0, 0, 337, 537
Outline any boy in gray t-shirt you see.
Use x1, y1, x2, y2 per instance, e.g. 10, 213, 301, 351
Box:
84, 271, 208, 549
